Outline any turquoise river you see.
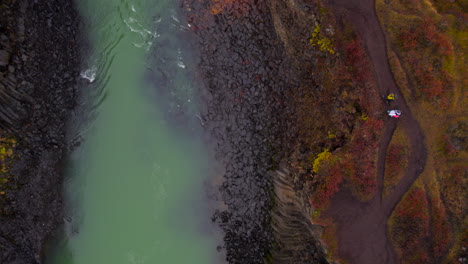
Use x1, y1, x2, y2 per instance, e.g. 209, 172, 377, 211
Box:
48, 0, 220, 263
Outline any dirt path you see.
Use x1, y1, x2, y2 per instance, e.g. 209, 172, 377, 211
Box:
322, 0, 428, 263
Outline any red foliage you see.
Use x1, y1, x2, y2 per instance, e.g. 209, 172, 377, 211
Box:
347, 117, 384, 199
343, 36, 383, 116
421, 18, 454, 56
413, 63, 446, 99
431, 198, 452, 259
400, 28, 419, 50
345, 39, 372, 85
392, 187, 430, 263
312, 161, 346, 210
400, 19, 454, 56
396, 19, 454, 104
393, 192, 452, 263
395, 188, 429, 221
423, 77, 444, 99
435, 35, 454, 56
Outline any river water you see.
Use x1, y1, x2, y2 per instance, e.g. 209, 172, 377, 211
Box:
48, 0, 220, 263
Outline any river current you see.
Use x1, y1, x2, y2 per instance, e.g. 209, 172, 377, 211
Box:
48, 0, 221, 263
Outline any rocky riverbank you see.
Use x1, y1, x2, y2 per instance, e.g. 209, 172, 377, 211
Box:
182, 1, 328, 263
0, 1, 81, 263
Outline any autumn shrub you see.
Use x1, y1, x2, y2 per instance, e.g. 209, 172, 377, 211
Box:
421, 18, 454, 56
431, 198, 452, 260
341, 36, 384, 200
311, 158, 348, 210
313, 150, 333, 173
392, 14, 455, 103
398, 18, 453, 56
346, 117, 383, 199
399, 27, 419, 50
343, 35, 383, 118
446, 227, 468, 264
431, 0, 467, 16
390, 187, 430, 263
310, 25, 336, 54
440, 165, 467, 222
345, 38, 371, 85
413, 63, 443, 98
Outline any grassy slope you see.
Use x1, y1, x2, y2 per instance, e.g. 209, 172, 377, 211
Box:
375, 0, 467, 262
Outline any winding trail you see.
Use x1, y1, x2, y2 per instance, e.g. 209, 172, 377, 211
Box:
322, 0, 428, 263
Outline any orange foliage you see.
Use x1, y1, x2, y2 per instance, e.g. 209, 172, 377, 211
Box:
210, 0, 251, 16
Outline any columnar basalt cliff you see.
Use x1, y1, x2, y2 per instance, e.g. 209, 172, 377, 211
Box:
0, 1, 81, 263
182, 0, 331, 262
271, 167, 328, 264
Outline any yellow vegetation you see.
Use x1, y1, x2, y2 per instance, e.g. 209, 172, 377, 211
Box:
0, 136, 16, 194
360, 113, 369, 121
313, 149, 332, 173
310, 25, 335, 54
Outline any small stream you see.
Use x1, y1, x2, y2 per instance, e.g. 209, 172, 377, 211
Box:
48, 0, 220, 263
